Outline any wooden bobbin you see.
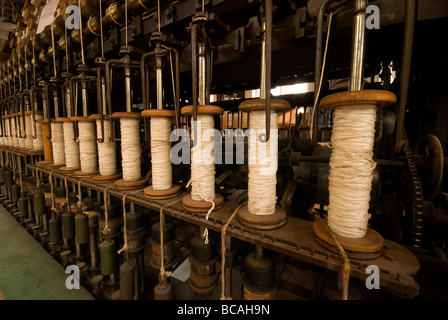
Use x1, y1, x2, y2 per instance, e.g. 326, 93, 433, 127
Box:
180, 105, 224, 213
141, 109, 181, 199
55, 117, 80, 172
36, 118, 54, 166
112, 112, 147, 190
89, 114, 122, 184
72, 116, 98, 177
237, 98, 291, 230
313, 90, 397, 260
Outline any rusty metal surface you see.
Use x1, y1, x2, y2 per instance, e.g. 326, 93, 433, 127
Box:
27, 163, 420, 298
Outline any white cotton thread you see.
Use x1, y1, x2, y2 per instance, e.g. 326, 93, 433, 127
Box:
150, 117, 173, 190
120, 118, 142, 181
25, 115, 33, 149
33, 114, 44, 151
96, 119, 117, 176
63, 121, 80, 169
247, 110, 279, 216
19, 116, 26, 149
51, 122, 66, 165
327, 105, 377, 238
6, 119, 12, 147
188, 115, 218, 245
190, 115, 216, 202
12, 117, 19, 148
78, 121, 98, 173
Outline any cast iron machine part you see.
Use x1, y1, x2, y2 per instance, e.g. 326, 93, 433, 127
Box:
118, 202, 146, 300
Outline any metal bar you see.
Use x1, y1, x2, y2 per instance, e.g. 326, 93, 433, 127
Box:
191, 23, 199, 146
349, 0, 367, 92
265, 0, 272, 142
394, 0, 417, 153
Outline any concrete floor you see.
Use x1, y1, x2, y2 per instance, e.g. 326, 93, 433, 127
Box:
0, 206, 94, 300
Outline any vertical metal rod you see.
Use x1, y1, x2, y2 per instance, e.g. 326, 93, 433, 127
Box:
82, 81, 88, 117
125, 57, 132, 113
191, 23, 199, 146
156, 54, 164, 110
54, 87, 60, 118
394, 0, 416, 153
264, 0, 272, 142
198, 43, 207, 106
349, 0, 367, 92
313, 0, 336, 146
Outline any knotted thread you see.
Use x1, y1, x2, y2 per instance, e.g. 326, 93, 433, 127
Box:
63, 122, 80, 169
189, 115, 217, 244
33, 114, 44, 151
327, 105, 377, 238
120, 118, 142, 181
247, 111, 279, 216
78, 121, 98, 173
96, 119, 117, 176
51, 122, 66, 165
150, 117, 173, 190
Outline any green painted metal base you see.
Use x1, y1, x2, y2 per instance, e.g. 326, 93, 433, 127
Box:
0, 206, 94, 300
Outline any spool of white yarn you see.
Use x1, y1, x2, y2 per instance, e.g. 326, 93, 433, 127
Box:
25, 115, 34, 149
12, 117, 19, 148
33, 114, 44, 151
96, 119, 117, 176
190, 115, 216, 202
19, 116, 26, 149
327, 105, 377, 238
247, 110, 279, 216
51, 122, 66, 165
78, 121, 98, 173
5, 119, 11, 147
8, 118, 14, 147
63, 122, 80, 169
120, 117, 142, 182
150, 117, 172, 190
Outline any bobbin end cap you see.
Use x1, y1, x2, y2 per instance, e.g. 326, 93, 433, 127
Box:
141, 109, 176, 118
89, 114, 111, 121
312, 218, 384, 260
238, 99, 291, 113
181, 105, 224, 116
71, 116, 94, 122
319, 90, 397, 110
112, 112, 141, 120
55, 117, 71, 122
